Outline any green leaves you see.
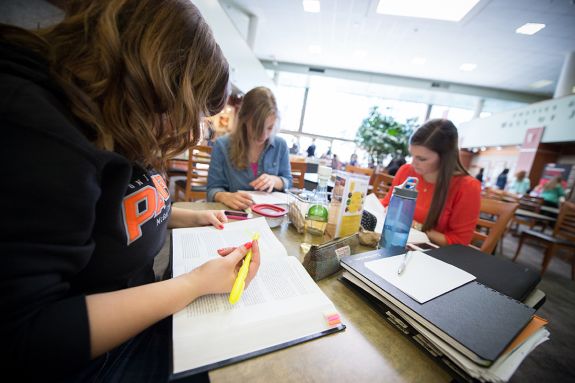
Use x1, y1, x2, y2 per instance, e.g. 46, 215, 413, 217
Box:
355, 107, 415, 164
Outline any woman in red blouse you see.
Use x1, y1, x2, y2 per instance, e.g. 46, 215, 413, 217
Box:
381, 119, 481, 246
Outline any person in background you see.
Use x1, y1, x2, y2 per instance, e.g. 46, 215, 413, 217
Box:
381, 119, 481, 246
207, 86, 292, 210
0, 1, 261, 382
306, 138, 316, 157
289, 140, 299, 154
349, 153, 359, 166
475, 167, 484, 184
535, 176, 566, 207
384, 154, 406, 176
508, 170, 530, 196
496, 168, 510, 190
331, 154, 341, 170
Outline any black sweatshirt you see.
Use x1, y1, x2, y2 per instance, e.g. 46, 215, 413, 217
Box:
0, 42, 170, 381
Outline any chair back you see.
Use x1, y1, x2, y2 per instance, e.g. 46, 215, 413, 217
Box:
554, 201, 575, 241
472, 198, 519, 254
517, 195, 544, 212
371, 173, 395, 199
175, 145, 212, 202
290, 161, 307, 189
345, 165, 374, 177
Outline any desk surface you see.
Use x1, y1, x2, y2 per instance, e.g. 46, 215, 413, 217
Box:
540, 205, 560, 215
515, 208, 557, 222
174, 202, 449, 383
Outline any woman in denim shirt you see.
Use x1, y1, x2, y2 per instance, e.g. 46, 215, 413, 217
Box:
207, 87, 292, 209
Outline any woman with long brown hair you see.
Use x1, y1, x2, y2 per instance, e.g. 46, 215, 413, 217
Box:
381, 119, 481, 246
207, 86, 292, 209
0, 1, 260, 381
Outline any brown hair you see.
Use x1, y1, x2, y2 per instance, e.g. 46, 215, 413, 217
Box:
410, 119, 469, 231
515, 170, 527, 181
229, 87, 278, 169
0, 0, 229, 171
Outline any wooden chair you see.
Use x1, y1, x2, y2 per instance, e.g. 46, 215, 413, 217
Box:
290, 160, 307, 189
174, 145, 212, 202
371, 173, 394, 199
513, 201, 575, 279
510, 195, 546, 233
471, 198, 519, 255
166, 158, 188, 186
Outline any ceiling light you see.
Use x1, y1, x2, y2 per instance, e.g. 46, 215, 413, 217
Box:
376, 0, 480, 22
308, 45, 322, 54
303, 0, 320, 13
515, 23, 546, 35
459, 63, 477, 72
529, 80, 553, 89
411, 57, 427, 65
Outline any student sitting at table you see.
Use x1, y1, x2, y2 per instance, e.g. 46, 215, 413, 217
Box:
380, 119, 481, 246
207, 86, 292, 209
0, 1, 261, 381
508, 170, 531, 196
534, 176, 566, 208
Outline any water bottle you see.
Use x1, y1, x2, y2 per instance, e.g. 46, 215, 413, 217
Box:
379, 177, 418, 252
305, 165, 331, 236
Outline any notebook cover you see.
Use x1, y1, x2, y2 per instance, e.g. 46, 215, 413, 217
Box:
341, 249, 535, 364
427, 244, 540, 302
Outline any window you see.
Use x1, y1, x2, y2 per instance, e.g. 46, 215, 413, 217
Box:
275, 85, 306, 132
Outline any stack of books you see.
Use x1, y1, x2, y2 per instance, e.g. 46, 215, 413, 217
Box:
340, 245, 549, 383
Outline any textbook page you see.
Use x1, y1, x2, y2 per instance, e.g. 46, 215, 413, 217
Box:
171, 218, 342, 375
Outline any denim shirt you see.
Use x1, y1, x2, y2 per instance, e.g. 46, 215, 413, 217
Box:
207, 134, 293, 202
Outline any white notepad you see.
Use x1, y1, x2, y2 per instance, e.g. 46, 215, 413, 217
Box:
240, 190, 290, 205
365, 251, 476, 303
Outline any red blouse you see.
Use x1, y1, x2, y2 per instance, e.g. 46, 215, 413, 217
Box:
380, 164, 481, 245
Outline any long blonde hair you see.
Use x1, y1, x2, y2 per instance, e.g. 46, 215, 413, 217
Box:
229, 87, 278, 169
0, 0, 229, 171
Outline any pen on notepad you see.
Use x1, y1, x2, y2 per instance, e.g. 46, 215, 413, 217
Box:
397, 252, 409, 275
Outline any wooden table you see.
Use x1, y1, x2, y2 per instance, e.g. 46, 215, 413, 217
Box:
515, 208, 557, 222
540, 205, 560, 215
173, 202, 450, 383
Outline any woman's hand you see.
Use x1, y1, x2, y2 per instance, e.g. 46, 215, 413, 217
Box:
217, 191, 254, 210
189, 240, 261, 296
168, 207, 227, 229
193, 210, 227, 229
250, 173, 281, 192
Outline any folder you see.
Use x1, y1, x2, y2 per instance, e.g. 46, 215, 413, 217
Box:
341, 248, 535, 366
426, 244, 540, 302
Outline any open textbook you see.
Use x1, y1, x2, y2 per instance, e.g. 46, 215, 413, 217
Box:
170, 217, 345, 379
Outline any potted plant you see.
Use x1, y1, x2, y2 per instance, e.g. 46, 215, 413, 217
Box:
355, 106, 416, 167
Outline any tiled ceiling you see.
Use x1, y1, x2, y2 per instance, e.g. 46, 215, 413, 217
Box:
223, 0, 575, 97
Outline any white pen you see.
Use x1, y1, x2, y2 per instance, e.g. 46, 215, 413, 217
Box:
397, 251, 409, 275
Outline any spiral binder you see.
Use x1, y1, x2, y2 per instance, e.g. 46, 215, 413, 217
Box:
340, 248, 535, 366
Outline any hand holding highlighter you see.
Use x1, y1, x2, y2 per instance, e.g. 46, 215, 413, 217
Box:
229, 232, 260, 304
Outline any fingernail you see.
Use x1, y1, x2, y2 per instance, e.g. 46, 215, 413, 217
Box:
219, 225, 224, 229
244, 242, 253, 249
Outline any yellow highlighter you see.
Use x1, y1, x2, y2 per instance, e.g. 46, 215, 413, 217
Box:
229, 233, 260, 304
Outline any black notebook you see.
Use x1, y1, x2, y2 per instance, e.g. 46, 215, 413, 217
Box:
426, 244, 540, 302
341, 249, 535, 366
